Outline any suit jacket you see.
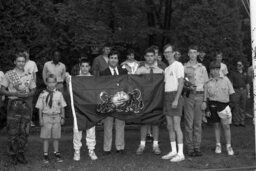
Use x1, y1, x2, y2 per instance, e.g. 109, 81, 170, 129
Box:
99, 66, 128, 76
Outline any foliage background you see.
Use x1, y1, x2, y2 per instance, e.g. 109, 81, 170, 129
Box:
0, 0, 251, 72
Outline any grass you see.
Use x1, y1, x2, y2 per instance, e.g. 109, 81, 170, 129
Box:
0, 120, 256, 171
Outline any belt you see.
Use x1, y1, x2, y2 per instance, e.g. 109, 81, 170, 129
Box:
192, 91, 204, 94
42, 113, 60, 116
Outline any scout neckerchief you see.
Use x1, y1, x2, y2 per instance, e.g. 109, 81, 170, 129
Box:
45, 88, 55, 108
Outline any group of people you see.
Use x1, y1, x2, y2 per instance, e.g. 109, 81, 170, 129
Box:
0, 43, 252, 166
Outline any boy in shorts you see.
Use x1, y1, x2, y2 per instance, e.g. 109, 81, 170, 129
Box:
36, 74, 67, 163
202, 61, 235, 155
161, 44, 185, 162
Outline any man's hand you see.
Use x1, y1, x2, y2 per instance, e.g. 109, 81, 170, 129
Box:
39, 119, 44, 127
201, 102, 207, 111
61, 118, 65, 125
172, 99, 178, 109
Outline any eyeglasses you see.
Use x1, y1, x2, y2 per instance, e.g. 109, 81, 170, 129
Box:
237, 64, 242, 67
164, 51, 173, 55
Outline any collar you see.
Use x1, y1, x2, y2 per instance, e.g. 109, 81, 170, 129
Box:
109, 66, 118, 71
51, 60, 60, 65
186, 61, 203, 68
144, 63, 157, 69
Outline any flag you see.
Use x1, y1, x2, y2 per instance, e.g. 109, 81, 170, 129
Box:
70, 74, 164, 131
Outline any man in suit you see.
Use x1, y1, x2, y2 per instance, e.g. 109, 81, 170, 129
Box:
99, 50, 128, 155
92, 45, 111, 76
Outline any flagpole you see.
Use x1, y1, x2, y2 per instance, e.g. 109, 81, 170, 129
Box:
249, 0, 256, 158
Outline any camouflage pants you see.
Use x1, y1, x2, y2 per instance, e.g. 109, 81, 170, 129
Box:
7, 99, 31, 155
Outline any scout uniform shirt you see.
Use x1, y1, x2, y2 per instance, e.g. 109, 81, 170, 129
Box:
1, 69, 36, 99
184, 62, 208, 92
205, 76, 235, 103
36, 89, 67, 115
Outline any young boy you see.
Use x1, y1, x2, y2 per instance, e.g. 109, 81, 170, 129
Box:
135, 48, 164, 155
121, 49, 139, 74
70, 59, 98, 161
0, 52, 36, 165
36, 74, 67, 164
202, 62, 235, 155
161, 44, 185, 162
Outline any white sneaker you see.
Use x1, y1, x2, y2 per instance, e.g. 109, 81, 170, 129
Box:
170, 154, 185, 162
161, 151, 177, 160
215, 145, 222, 154
227, 146, 234, 156
89, 150, 98, 160
73, 150, 80, 161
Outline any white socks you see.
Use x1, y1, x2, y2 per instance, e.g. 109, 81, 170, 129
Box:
178, 144, 183, 155
171, 141, 177, 154
140, 141, 146, 147
153, 140, 159, 147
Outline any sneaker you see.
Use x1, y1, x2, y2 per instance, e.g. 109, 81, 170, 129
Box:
73, 150, 80, 161
136, 145, 145, 155
227, 146, 234, 156
89, 150, 98, 160
54, 152, 63, 163
170, 154, 185, 162
161, 151, 177, 160
17, 153, 28, 164
30, 121, 35, 127
43, 155, 49, 164
215, 145, 222, 154
152, 146, 161, 155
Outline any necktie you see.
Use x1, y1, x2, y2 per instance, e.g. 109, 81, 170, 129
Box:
45, 89, 54, 108
113, 69, 117, 75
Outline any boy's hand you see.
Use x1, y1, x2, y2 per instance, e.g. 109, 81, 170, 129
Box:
172, 99, 178, 109
61, 118, 65, 125
201, 102, 207, 111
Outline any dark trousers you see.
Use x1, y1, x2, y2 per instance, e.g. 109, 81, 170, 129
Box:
7, 99, 31, 156
232, 88, 247, 125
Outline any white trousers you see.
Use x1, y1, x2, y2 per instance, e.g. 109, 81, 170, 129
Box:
73, 126, 96, 151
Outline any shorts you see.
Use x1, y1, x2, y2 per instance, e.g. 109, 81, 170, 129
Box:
208, 101, 230, 124
164, 92, 183, 117
40, 114, 61, 139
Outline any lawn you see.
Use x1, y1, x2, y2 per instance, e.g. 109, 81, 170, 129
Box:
0, 120, 256, 171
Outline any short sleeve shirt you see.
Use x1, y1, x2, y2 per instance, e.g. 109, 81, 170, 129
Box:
24, 60, 38, 74
36, 90, 67, 114
205, 76, 235, 103
184, 62, 209, 91
0, 71, 5, 87
43, 61, 66, 82
164, 61, 184, 92
135, 63, 164, 74
1, 69, 36, 99
220, 63, 228, 77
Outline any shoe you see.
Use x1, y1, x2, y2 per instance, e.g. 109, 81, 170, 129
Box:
116, 150, 126, 155
43, 155, 49, 164
146, 134, 153, 143
239, 123, 245, 127
10, 155, 17, 165
161, 151, 177, 160
103, 151, 111, 156
187, 151, 195, 157
73, 150, 80, 161
215, 145, 222, 154
170, 154, 185, 162
54, 152, 63, 163
30, 121, 35, 127
17, 153, 28, 164
194, 149, 202, 157
136, 145, 145, 155
152, 146, 161, 155
227, 146, 234, 156
89, 150, 98, 160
